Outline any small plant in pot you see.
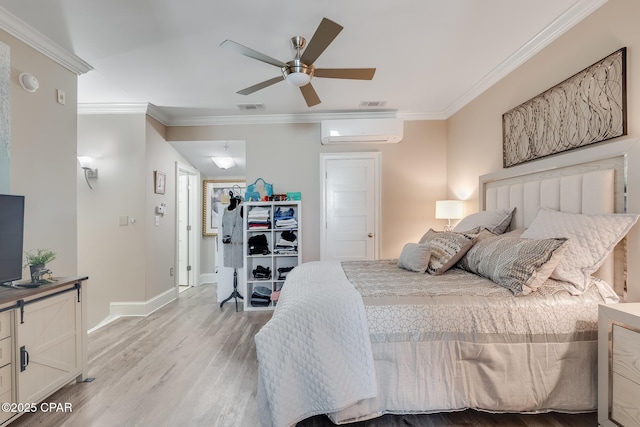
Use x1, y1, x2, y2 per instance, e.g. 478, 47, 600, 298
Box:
24, 249, 56, 282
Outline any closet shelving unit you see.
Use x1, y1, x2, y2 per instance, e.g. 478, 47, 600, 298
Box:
243, 200, 301, 311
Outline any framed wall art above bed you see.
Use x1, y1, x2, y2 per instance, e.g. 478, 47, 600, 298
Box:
502, 47, 627, 168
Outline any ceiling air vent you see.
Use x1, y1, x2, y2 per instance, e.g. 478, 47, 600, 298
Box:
359, 101, 386, 108
237, 103, 265, 110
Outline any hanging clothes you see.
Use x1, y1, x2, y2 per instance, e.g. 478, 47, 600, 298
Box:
222, 201, 244, 268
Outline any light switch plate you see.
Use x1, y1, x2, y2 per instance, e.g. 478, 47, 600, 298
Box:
56, 89, 65, 105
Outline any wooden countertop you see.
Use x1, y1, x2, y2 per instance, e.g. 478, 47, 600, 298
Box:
0, 276, 88, 306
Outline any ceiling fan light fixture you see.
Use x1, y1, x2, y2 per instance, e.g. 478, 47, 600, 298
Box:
283, 62, 314, 87
285, 72, 311, 87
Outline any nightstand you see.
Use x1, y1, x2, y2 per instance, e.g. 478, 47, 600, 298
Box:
598, 303, 640, 427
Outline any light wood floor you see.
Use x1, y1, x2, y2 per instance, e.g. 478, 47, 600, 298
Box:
9, 284, 597, 427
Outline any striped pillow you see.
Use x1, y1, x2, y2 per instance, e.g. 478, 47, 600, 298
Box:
420, 230, 477, 275
458, 234, 568, 295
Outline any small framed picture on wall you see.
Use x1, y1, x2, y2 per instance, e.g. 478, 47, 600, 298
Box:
154, 171, 166, 194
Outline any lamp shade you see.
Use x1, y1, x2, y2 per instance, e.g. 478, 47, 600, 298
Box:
435, 200, 463, 220
211, 156, 235, 170
77, 156, 95, 169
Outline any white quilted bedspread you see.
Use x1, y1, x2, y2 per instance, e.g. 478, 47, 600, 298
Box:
255, 261, 377, 427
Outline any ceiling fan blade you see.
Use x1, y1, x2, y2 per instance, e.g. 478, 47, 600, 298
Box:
220, 40, 287, 68
300, 18, 343, 65
237, 76, 284, 95
300, 83, 321, 107
314, 68, 376, 80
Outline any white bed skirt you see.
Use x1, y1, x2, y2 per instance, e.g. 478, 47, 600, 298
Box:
329, 338, 597, 424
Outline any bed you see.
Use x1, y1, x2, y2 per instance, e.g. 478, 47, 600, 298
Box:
254, 153, 639, 427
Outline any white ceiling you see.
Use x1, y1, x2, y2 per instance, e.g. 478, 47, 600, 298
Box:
0, 0, 606, 177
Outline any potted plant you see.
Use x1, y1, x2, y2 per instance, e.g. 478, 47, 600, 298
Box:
24, 248, 56, 281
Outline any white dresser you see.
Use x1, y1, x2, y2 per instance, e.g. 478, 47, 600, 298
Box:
598, 303, 640, 427
0, 277, 88, 425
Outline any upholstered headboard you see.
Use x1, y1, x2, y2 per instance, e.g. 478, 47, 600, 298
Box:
479, 155, 627, 297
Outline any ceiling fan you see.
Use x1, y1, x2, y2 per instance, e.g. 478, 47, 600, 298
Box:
220, 17, 376, 107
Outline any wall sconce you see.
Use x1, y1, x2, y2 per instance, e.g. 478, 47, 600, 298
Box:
435, 200, 463, 231
77, 156, 98, 189
18, 73, 39, 93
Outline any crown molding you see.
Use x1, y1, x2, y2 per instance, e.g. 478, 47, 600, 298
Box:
160, 110, 445, 126
0, 6, 93, 75
78, 103, 150, 115
78, 104, 442, 126
444, 0, 608, 117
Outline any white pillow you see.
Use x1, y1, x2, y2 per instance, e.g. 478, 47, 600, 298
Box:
453, 208, 515, 235
397, 243, 430, 273
520, 207, 639, 294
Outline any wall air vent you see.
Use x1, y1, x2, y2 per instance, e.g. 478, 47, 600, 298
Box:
320, 118, 403, 144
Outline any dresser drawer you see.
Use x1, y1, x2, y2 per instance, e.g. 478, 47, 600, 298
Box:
0, 311, 10, 340
612, 372, 640, 426
612, 324, 640, 381
0, 388, 11, 424
0, 337, 10, 368
0, 363, 10, 395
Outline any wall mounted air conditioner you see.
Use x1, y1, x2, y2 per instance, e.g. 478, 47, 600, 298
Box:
320, 118, 404, 144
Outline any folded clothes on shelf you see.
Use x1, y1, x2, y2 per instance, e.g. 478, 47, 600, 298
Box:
274, 207, 297, 229
252, 265, 272, 280
277, 266, 294, 280
248, 207, 272, 229
274, 230, 297, 254
248, 234, 270, 255
251, 285, 272, 307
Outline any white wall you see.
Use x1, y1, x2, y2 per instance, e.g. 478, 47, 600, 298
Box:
2, 30, 79, 280
77, 113, 147, 326
78, 113, 193, 328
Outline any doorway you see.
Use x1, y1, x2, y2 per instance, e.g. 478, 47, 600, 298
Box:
320, 152, 381, 261
176, 163, 199, 292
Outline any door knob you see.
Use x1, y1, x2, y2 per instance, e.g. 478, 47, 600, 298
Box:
368, 233, 374, 238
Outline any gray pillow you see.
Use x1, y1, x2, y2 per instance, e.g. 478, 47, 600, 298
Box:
397, 243, 430, 273
453, 208, 515, 235
458, 234, 568, 295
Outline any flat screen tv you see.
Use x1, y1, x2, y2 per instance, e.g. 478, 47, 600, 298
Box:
0, 194, 25, 285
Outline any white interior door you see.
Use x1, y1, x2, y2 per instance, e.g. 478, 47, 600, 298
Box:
177, 172, 189, 286
176, 163, 199, 288
321, 152, 380, 261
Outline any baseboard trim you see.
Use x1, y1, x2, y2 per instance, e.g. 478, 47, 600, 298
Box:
200, 273, 216, 285
110, 287, 178, 317
89, 287, 178, 334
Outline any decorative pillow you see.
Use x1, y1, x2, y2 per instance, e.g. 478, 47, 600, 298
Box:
458, 234, 568, 295
453, 207, 515, 235
397, 243, 431, 273
520, 208, 639, 294
419, 229, 477, 275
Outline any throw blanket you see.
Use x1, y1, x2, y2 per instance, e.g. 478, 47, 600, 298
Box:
255, 261, 377, 427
